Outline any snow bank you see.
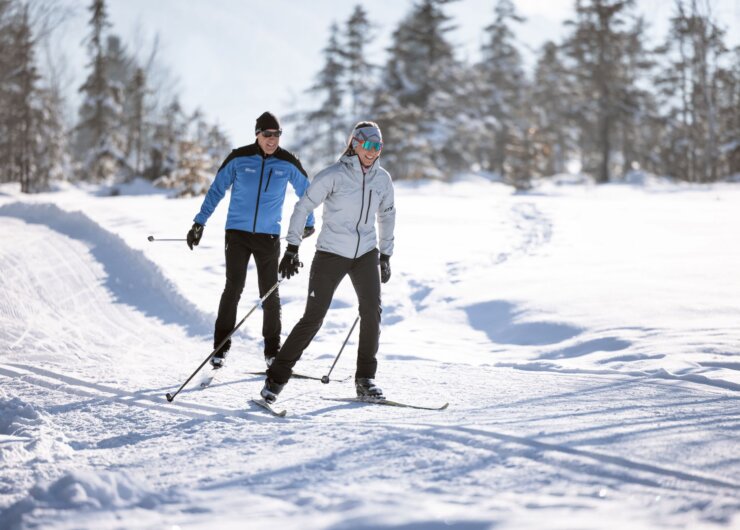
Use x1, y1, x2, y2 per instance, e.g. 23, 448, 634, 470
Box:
0, 389, 71, 466
0, 469, 172, 530
0, 202, 211, 336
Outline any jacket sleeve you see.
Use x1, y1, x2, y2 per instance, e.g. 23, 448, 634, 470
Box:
377, 175, 395, 257
194, 160, 234, 225
288, 164, 316, 229
286, 167, 335, 246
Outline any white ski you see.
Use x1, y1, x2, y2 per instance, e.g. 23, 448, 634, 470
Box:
321, 396, 449, 411
251, 398, 287, 417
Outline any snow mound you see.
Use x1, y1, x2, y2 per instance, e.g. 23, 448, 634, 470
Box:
0, 389, 72, 466
0, 202, 210, 336
0, 469, 172, 529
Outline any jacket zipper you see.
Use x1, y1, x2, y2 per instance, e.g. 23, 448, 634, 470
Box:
365, 190, 373, 224
264, 169, 273, 192
253, 158, 266, 232
353, 173, 366, 259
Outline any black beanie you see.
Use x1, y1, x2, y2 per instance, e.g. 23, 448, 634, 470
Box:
255, 111, 281, 134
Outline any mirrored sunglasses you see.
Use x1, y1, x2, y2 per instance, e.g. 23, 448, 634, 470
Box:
260, 130, 282, 138
354, 137, 383, 151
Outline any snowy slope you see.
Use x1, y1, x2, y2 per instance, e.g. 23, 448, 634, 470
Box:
0, 177, 738, 530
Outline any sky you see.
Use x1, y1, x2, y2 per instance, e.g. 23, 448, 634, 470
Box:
53, 0, 740, 146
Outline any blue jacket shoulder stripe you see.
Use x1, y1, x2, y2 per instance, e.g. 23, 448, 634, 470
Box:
217, 144, 260, 172
217, 144, 308, 177
273, 148, 308, 177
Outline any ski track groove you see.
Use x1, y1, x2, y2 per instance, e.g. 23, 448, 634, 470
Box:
500, 362, 740, 393
3, 361, 738, 501
0, 364, 253, 422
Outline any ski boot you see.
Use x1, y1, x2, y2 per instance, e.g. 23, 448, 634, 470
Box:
355, 378, 384, 399
210, 340, 230, 369
260, 378, 285, 404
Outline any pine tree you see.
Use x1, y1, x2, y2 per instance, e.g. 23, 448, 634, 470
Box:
124, 66, 148, 177
0, 0, 15, 183
32, 82, 70, 190
373, 0, 459, 179
10, 4, 40, 193
190, 108, 230, 175
531, 41, 578, 176
477, 0, 529, 186
654, 0, 732, 182
301, 22, 346, 169
145, 97, 186, 181
341, 5, 375, 123
154, 140, 212, 197
75, 0, 126, 182
562, 0, 646, 183
0, 0, 70, 192
716, 47, 739, 177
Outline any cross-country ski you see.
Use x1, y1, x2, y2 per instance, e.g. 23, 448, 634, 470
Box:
250, 398, 287, 417
321, 396, 449, 411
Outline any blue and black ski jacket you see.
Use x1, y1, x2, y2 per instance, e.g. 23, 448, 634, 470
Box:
194, 144, 314, 235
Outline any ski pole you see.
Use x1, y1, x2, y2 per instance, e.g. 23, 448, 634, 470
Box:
147, 235, 186, 242
321, 314, 360, 384
165, 280, 283, 402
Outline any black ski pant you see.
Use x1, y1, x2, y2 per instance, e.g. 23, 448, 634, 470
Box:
213, 230, 281, 356
268, 248, 381, 384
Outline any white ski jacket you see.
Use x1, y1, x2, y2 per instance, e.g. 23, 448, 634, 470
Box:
286, 153, 395, 259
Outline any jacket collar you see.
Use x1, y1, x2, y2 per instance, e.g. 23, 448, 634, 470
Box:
341, 153, 378, 175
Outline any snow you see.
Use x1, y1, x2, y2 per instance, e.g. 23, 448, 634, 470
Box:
0, 176, 739, 529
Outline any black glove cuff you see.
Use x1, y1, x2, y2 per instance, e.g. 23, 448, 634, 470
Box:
380, 253, 390, 263
286, 244, 299, 254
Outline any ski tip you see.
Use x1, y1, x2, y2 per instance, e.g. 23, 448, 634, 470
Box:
439, 402, 450, 410
251, 398, 287, 417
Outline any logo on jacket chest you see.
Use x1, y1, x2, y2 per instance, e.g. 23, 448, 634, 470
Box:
244, 167, 256, 173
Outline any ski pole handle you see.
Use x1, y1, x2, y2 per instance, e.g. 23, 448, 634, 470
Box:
148, 235, 187, 242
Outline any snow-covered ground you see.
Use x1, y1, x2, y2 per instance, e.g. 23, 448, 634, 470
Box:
0, 175, 738, 529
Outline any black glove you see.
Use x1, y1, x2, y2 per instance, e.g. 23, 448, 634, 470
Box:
379, 253, 391, 284
303, 226, 316, 239
187, 223, 204, 250
279, 244, 302, 279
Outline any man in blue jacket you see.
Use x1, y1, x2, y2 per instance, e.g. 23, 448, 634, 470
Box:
187, 111, 315, 368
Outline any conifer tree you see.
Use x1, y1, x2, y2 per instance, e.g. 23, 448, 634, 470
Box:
303, 22, 346, 168
373, 0, 458, 179
654, 0, 732, 182
10, 5, 40, 192
561, 0, 646, 182
477, 0, 529, 185
125, 66, 148, 176
156, 139, 212, 197
341, 5, 375, 123
75, 0, 126, 182
145, 98, 186, 181
531, 42, 578, 176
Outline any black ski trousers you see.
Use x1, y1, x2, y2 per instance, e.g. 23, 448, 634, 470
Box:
214, 230, 281, 356
268, 248, 381, 384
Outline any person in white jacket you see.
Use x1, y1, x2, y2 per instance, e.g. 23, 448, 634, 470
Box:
261, 121, 396, 403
